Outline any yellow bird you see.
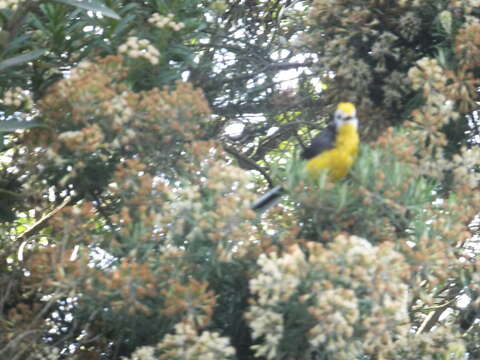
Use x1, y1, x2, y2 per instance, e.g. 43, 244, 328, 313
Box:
252, 102, 359, 212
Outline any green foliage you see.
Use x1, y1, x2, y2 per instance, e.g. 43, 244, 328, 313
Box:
54, 0, 120, 19
285, 144, 437, 244
0, 49, 46, 71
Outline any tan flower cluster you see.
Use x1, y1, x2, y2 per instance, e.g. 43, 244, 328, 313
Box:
455, 24, 480, 70
157, 146, 258, 262
134, 82, 211, 146
245, 246, 306, 359
246, 236, 410, 359
303, 0, 480, 143
103, 159, 175, 245
124, 346, 155, 360
407, 57, 458, 160
393, 12, 480, 184
370, 32, 400, 71
247, 309, 284, 359
250, 246, 306, 304
2, 86, 33, 109
46, 203, 98, 243
28, 57, 212, 188
335, 58, 372, 95
301, 0, 480, 138
123, 323, 236, 360
156, 322, 236, 360
382, 71, 412, 108
399, 11, 422, 41
67, 59, 92, 79
104, 93, 134, 130
148, 13, 185, 31
302, 0, 426, 130
307, 236, 410, 357
23, 242, 91, 294
408, 57, 447, 93
160, 279, 216, 328
118, 36, 160, 65
96, 257, 157, 316
308, 288, 359, 352
373, 131, 477, 339
161, 174, 257, 260
452, 145, 480, 185
57, 124, 105, 153
18, 59, 220, 332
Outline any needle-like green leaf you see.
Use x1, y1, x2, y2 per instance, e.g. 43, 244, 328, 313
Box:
53, 0, 120, 19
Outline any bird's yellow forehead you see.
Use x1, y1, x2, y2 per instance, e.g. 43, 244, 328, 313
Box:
337, 102, 356, 115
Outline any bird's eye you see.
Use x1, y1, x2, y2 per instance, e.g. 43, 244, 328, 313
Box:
344, 116, 352, 121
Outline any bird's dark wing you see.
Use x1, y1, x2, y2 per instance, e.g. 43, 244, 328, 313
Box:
300, 123, 336, 160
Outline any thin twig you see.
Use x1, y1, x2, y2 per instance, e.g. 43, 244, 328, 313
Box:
223, 144, 275, 187
16, 196, 72, 243
416, 299, 455, 334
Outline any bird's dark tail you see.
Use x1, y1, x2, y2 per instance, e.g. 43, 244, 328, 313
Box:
251, 185, 284, 213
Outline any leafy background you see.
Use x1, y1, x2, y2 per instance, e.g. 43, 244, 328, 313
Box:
1, 0, 480, 359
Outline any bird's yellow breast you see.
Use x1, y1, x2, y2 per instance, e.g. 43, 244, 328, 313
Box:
305, 123, 359, 181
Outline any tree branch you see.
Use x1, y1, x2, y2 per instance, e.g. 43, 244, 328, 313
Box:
416, 299, 455, 334
16, 196, 72, 243
223, 144, 275, 187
